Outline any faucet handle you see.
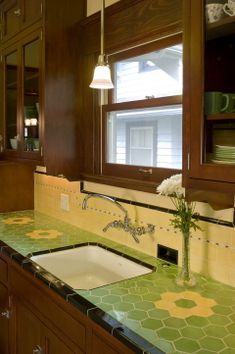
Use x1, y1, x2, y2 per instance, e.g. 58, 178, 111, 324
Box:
147, 224, 155, 233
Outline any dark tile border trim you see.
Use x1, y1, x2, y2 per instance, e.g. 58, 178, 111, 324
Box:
80, 181, 234, 228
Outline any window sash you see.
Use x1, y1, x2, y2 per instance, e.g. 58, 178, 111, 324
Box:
102, 95, 182, 182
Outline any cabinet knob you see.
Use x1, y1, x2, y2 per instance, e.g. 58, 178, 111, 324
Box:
33, 345, 43, 354
0, 309, 10, 319
13, 8, 21, 16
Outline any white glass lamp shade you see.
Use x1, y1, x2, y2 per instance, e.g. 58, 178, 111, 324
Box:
90, 64, 114, 89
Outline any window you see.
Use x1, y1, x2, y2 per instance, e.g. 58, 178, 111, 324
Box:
113, 43, 182, 103
102, 36, 183, 184
106, 105, 182, 169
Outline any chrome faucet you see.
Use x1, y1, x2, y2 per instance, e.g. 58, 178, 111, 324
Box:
82, 193, 128, 219
82, 193, 155, 243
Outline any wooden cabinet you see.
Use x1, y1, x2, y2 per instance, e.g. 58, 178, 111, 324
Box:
0, 0, 85, 179
183, 0, 235, 194
0, 0, 42, 42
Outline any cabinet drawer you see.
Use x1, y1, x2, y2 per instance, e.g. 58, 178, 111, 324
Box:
0, 257, 8, 283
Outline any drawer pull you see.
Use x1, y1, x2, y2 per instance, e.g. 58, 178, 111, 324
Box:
1, 309, 10, 319
14, 8, 21, 16
138, 168, 152, 175
33, 345, 43, 354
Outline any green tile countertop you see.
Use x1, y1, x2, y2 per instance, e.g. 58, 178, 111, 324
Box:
1, 210, 235, 354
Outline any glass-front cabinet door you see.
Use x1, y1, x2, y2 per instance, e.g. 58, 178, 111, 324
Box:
2, 29, 41, 159
5, 48, 18, 151
22, 36, 40, 154
183, 0, 235, 191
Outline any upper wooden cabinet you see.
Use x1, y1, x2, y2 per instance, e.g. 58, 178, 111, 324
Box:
0, 0, 85, 179
183, 0, 235, 194
0, 0, 42, 42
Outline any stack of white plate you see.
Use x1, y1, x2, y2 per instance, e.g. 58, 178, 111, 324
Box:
212, 145, 235, 164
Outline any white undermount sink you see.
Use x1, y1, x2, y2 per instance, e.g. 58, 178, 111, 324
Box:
31, 245, 153, 290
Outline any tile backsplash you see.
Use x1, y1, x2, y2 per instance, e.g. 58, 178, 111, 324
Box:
34, 173, 235, 287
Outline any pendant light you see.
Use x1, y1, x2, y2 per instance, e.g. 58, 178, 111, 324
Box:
89, 0, 114, 89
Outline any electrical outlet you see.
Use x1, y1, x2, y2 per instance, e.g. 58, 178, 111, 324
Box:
60, 193, 70, 211
157, 244, 178, 265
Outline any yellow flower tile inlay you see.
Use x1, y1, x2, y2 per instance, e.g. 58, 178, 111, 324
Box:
154, 291, 216, 319
26, 229, 63, 239
3, 217, 34, 225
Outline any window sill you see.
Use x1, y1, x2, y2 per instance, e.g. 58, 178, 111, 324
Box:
80, 173, 159, 194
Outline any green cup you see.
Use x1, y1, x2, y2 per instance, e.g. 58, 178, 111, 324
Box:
204, 91, 229, 114
224, 93, 235, 113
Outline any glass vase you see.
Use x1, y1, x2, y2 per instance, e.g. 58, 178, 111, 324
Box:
176, 231, 196, 287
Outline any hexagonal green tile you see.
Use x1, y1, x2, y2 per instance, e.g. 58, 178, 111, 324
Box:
112, 302, 134, 312
180, 326, 205, 339
84, 295, 101, 304
229, 314, 235, 322
101, 295, 121, 304
220, 349, 235, 354
175, 338, 200, 353
223, 334, 235, 348
213, 305, 233, 316
164, 317, 187, 329
110, 288, 129, 295
142, 293, 161, 302
204, 324, 228, 338
199, 337, 224, 351
129, 287, 148, 295
175, 299, 197, 309
148, 308, 170, 320
209, 314, 231, 326
227, 323, 235, 334
135, 301, 155, 311
141, 318, 163, 330
158, 327, 181, 340
122, 294, 142, 303
186, 316, 209, 327
127, 310, 148, 321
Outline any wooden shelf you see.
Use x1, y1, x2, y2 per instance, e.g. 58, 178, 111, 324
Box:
206, 15, 235, 39
206, 112, 235, 121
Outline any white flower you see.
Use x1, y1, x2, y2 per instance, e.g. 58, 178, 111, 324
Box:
157, 174, 185, 198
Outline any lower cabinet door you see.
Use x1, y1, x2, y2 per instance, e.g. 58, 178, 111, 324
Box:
15, 297, 83, 354
0, 282, 9, 354
43, 326, 82, 354
91, 332, 119, 354
15, 300, 42, 354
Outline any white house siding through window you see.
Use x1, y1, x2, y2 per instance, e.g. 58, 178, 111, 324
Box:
107, 105, 182, 169
113, 44, 182, 103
